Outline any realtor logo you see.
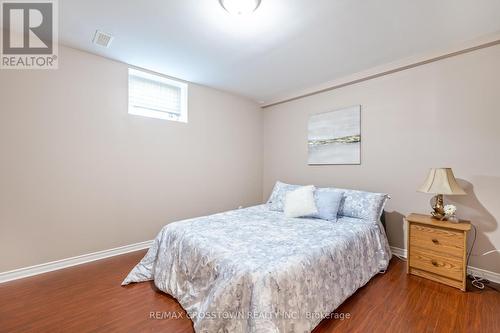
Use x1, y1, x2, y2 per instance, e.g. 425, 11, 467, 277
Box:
1, 0, 58, 69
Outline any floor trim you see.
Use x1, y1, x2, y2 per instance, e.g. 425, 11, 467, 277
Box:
390, 246, 500, 284
390, 246, 408, 259
2, 243, 497, 284
0, 240, 153, 284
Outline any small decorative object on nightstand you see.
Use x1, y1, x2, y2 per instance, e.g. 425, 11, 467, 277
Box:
418, 168, 466, 220
406, 213, 471, 291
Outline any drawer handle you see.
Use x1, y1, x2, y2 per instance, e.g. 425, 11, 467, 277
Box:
432, 239, 439, 244
431, 260, 439, 267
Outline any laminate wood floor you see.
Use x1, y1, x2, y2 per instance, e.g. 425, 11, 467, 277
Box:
0, 251, 499, 333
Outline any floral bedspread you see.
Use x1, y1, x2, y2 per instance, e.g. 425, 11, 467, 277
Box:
122, 205, 391, 333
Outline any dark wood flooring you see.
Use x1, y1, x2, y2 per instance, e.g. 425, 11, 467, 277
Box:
0, 251, 499, 333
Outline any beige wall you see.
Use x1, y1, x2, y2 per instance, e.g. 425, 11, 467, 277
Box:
0, 46, 263, 272
263, 45, 500, 273
1, 43, 499, 275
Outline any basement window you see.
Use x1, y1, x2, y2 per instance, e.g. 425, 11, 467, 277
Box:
128, 68, 188, 123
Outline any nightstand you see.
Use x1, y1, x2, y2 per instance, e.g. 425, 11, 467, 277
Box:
406, 213, 471, 291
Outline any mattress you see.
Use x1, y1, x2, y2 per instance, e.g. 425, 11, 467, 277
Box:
122, 205, 391, 333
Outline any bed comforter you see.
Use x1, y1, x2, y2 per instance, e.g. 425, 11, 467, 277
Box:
122, 205, 391, 333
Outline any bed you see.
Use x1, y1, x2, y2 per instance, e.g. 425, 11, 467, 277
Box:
122, 200, 391, 333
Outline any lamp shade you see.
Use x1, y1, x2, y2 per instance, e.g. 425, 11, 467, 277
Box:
418, 168, 466, 195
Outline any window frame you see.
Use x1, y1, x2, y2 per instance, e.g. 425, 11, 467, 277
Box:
128, 68, 188, 123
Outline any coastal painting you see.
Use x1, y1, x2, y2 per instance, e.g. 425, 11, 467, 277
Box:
308, 105, 361, 165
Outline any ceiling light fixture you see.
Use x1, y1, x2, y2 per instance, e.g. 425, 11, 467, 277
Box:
219, 0, 262, 15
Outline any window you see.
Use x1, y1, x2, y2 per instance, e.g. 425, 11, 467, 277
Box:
128, 68, 188, 122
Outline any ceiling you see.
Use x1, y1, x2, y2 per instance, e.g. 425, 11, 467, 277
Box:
60, 0, 500, 104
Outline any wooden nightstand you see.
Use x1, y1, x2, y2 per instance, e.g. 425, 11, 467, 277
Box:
406, 213, 471, 291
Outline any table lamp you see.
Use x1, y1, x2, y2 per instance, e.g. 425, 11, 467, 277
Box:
418, 168, 466, 220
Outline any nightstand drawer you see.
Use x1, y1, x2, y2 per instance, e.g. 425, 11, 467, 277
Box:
410, 223, 464, 258
406, 214, 471, 291
409, 249, 463, 281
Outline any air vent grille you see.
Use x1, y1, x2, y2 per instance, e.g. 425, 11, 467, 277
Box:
93, 30, 114, 48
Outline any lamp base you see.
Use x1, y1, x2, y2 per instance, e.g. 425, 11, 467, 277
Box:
430, 194, 446, 220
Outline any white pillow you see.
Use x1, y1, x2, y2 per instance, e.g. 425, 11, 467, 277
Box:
284, 185, 318, 218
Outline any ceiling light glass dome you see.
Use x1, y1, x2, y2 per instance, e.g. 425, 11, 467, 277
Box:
219, 0, 262, 15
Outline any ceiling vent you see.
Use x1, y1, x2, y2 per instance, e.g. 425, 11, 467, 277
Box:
92, 30, 114, 48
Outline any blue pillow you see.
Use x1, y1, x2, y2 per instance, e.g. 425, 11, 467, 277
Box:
309, 189, 343, 221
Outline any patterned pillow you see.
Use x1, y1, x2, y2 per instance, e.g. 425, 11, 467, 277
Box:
321, 187, 388, 221
267, 181, 301, 212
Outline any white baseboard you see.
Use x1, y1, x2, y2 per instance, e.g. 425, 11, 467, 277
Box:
2, 243, 497, 285
390, 246, 500, 284
0, 240, 153, 284
390, 246, 407, 258
467, 266, 500, 284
